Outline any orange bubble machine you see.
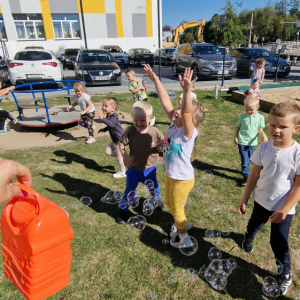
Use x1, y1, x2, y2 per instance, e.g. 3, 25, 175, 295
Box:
0, 183, 74, 300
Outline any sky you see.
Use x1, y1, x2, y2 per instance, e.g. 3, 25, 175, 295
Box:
162, 0, 271, 29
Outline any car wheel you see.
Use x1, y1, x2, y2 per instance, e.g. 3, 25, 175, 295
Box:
172, 63, 178, 76
192, 65, 199, 80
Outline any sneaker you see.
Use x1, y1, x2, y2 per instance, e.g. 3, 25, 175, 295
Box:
0, 130, 9, 135
116, 209, 128, 224
149, 116, 156, 126
242, 232, 254, 253
278, 274, 292, 295
170, 222, 192, 237
13, 118, 19, 124
113, 171, 126, 178
170, 231, 180, 248
179, 235, 194, 249
85, 137, 96, 144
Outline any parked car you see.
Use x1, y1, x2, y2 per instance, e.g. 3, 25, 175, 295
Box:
229, 48, 291, 77
172, 43, 237, 79
154, 48, 176, 66
74, 49, 121, 86
9, 49, 63, 86
127, 48, 154, 67
0, 58, 9, 85
60, 48, 79, 69
99, 45, 129, 68
25, 46, 44, 50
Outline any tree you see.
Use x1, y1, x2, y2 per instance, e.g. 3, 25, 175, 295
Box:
179, 32, 195, 43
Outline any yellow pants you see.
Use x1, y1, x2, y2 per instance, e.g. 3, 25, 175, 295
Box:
165, 176, 195, 230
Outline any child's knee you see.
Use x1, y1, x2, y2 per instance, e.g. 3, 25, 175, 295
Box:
105, 147, 111, 156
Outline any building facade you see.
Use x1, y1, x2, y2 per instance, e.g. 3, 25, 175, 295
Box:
0, 0, 162, 58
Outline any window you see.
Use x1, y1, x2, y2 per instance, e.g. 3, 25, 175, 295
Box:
52, 14, 80, 39
13, 14, 45, 40
14, 51, 52, 61
0, 14, 7, 39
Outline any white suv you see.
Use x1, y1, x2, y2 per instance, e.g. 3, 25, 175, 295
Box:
9, 49, 63, 86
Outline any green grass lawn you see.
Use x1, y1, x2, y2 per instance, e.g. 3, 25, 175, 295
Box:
0, 91, 299, 300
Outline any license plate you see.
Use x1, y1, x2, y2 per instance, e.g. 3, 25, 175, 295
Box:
27, 74, 43, 78
217, 70, 229, 74
94, 76, 110, 80
116, 60, 122, 62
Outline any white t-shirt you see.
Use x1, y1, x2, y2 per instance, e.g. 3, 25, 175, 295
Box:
179, 92, 197, 101
251, 140, 300, 214
74, 92, 95, 113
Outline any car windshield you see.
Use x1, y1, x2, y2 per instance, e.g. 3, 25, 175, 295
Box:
65, 49, 79, 55
165, 49, 175, 54
134, 49, 151, 54
192, 45, 223, 55
82, 52, 114, 63
248, 49, 276, 58
104, 46, 123, 53
15, 51, 52, 61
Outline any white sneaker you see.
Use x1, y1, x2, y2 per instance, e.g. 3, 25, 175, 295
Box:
85, 137, 96, 144
149, 116, 156, 126
170, 232, 180, 248
113, 171, 126, 178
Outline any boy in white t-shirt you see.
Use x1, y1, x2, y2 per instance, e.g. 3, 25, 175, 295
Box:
238, 101, 300, 296
177, 83, 197, 106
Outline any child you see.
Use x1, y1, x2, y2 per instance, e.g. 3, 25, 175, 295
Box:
144, 64, 205, 249
250, 58, 266, 84
67, 82, 96, 144
177, 82, 198, 106
233, 96, 268, 185
238, 101, 300, 296
118, 101, 164, 224
97, 97, 126, 178
247, 79, 262, 98
125, 68, 148, 102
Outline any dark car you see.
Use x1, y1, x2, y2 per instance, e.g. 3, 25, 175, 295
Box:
172, 43, 237, 79
229, 48, 291, 77
154, 48, 176, 66
99, 45, 129, 68
127, 48, 154, 67
74, 49, 121, 86
25, 46, 44, 50
61, 48, 80, 69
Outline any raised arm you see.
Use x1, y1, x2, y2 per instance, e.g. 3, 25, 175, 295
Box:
143, 64, 174, 122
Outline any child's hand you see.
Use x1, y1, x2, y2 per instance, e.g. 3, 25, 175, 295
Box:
80, 111, 85, 115
123, 153, 133, 168
10, 86, 15, 90
262, 134, 268, 143
139, 86, 145, 90
98, 128, 104, 133
269, 210, 286, 223
143, 64, 157, 81
66, 105, 72, 112
178, 68, 197, 91
156, 139, 164, 151
238, 202, 246, 215
233, 137, 238, 145
97, 110, 103, 119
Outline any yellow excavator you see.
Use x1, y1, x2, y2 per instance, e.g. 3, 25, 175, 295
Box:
163, 19, 205, 48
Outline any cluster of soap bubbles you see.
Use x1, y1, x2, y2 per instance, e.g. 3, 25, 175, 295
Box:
199, 248, 237, 290
101, 190, 123, 205
211, 204, 222, 217
267, 259, 283, 276
61, 196, 93, 211
126, 215, 146, 231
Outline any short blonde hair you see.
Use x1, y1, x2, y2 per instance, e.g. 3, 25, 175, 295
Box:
125, 68, 135, 75
74, 82, 86, 93
270, 101, 300, 125
244, 95, 259, 106
132, 101, 153, 118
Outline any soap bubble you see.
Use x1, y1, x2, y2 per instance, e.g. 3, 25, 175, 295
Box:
209, 259, 220, 272
70, 202, 79, 209
141, 60, 146, 66
213, 230, 221, 238
179, 236, 198, 256
181, 269, 188, 280
127, 215, 146, 231
205, 229, 214, 238
80, 196, 92, 206
127, 191, 139, 208
118, 199, 129, 210
113, 190, 123, 202
210, 271, 228, 290
227, 213, 236, 222
146, 293, 157, 300
143, 199, 155, 216
221, 227, 230, 236
150, 267, 158, 275
199, 265, 206, 277
199, 219, 205, 226
267, 259, 283, 275
272, 286, 281, 298
162, 238, 169, 244
204, 267, 216, 282
168, 274, 178, 283
201, 170, 213, 181
228, 258, 237, 270
208, 247, 222, 261
194, 182, 204, 192
101, 190, 119, 204
263, 276, 278, 289
136, 6, 146, 15
144, 179, 154, 189
187, 198, 195, 207
187, 268, 198, 282
262, 285, 277, 297
136, 184, 150, 199
147, 188, 157, 201
211, 204, 222, 217
218, 259, 232, 275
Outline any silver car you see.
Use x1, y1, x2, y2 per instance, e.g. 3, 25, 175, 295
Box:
172, 43, 237, 79
100, 45, 129, 68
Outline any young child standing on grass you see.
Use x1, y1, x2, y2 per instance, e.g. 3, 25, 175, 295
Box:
144, 64, 205, 250
117, 101, 164, 224
233, 96, 268, 185
238, 101, 300, 296
97, 97, 126, 179
250, 58, 266, 84
67, 82, 96, 144
125, 68, 148, 102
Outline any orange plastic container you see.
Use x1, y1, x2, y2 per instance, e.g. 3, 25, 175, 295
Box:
0, 183, 74, 300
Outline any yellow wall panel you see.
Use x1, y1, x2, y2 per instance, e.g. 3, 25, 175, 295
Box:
82, 0, 105, 13
40, 0, 54, 40
0, 6, 2, 14
146, 0, 153, 37
115, 0, 123, 38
